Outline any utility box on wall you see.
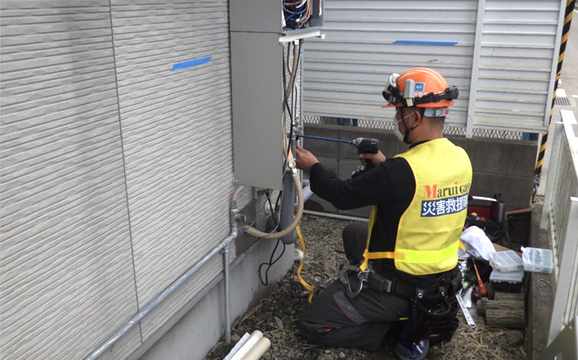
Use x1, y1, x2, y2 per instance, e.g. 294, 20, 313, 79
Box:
230, 0, 324, 189
230, 33, 284, 189
230, 0, 324, 35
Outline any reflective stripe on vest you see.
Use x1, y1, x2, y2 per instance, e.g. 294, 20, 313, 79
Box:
360, 138, 472, 275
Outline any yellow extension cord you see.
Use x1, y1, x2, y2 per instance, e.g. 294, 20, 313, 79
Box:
295, 225, 314, 303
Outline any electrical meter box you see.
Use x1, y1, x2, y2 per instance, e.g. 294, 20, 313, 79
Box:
230, 0, 324, 189
230, 0, 324, 36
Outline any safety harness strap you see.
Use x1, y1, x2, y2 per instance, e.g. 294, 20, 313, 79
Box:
359, 205, 377, 271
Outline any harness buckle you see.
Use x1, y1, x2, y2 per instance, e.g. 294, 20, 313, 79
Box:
339, 264, 373, 298
367, 272, 394, 293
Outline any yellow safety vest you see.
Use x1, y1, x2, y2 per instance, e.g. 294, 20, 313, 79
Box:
360, 138, 472, 275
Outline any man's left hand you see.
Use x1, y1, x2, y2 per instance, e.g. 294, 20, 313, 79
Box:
295, 144, 319, 171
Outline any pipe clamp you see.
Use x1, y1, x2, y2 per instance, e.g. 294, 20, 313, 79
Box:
287, 159, 299, 176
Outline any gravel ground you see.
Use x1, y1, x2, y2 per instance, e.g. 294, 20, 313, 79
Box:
206, 215, 527, 360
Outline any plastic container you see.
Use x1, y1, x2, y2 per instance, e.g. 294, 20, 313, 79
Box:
490, 269, 525, 292
522, 247, 554, 274
489, 250, 524, 272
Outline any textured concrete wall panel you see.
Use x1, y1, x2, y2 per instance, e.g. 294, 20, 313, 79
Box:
0, 1, 140, 359
108, 0, 235, 339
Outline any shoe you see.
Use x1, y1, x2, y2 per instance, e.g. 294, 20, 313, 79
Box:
393, 339, 429, 360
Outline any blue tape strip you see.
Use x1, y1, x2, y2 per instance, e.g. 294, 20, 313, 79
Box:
393, 40, 458, 46
171, 56, 212, 72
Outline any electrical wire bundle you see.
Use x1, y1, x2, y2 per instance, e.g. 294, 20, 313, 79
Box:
281, 40, 302, 172
283, 0, 311, 30
260, 40, 302, 286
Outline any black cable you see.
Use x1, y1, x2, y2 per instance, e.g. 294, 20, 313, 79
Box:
258, 191, 287, 286
266, 190, 279, 227
258, 239, 286, 286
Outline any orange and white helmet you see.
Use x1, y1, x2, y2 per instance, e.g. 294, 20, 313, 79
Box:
382, 68, 459, 116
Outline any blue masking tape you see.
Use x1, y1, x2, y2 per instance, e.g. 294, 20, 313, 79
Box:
393, 40, 458, 46
171, 56, 212, 72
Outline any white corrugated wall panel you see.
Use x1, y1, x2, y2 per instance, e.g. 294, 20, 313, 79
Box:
303, 0, 562, 133
109, 0, 234, 341
0, 1, 140, 359
474, 0, 561, 131
303, 0, 477, 125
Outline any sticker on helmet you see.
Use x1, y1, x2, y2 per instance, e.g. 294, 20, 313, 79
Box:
414, 82, 425, 97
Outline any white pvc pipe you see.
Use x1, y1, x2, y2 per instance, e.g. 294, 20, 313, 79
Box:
240, 337, 271, 360
230, 330, 263, 360
224, 332, 251, 360
302, 185, 314, 202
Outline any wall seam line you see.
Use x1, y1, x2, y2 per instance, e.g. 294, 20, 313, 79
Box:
108, 0, 144, 345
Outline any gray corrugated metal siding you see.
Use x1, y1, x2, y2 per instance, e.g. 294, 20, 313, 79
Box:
303, 0, 477, 125
303, 0, 563, 133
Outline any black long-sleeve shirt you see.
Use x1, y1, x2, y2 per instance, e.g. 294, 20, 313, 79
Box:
309, 152, 453, 288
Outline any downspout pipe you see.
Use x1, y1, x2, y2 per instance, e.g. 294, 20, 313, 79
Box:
222, 203, 239, 345
85, 202, 239, 359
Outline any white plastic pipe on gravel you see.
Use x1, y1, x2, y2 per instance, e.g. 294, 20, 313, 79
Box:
240, 337, 271, 360
228, 330, 264, 360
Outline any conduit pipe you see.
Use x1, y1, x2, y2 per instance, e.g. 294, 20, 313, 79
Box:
303, 209, 369, 223
85, 196, 240, 359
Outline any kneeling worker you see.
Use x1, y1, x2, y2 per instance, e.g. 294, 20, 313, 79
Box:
295, 68, 472, 360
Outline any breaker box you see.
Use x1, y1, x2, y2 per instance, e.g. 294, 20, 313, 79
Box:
230, 0, 324, 189
230, 0, 324, 36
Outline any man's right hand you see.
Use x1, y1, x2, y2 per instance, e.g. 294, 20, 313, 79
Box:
359, 151, 386, 167
295, 144, 319, 171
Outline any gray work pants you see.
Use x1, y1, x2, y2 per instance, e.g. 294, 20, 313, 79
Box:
298, 223, 410, 351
